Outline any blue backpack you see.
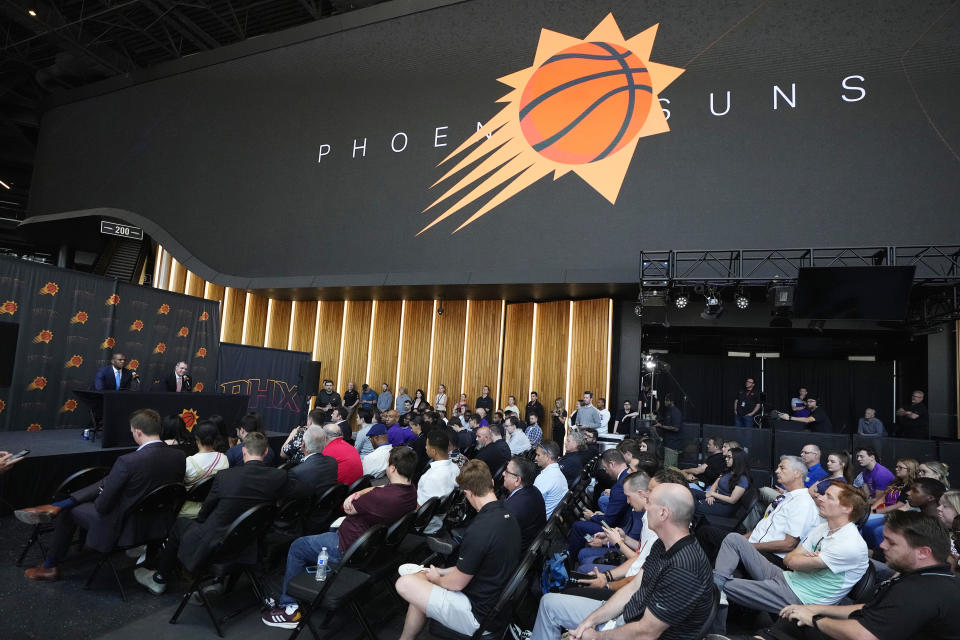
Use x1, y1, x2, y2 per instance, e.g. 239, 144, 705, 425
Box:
540, 551, 569, 594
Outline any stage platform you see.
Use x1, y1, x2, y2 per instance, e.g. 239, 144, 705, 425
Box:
0, 428, 289, 512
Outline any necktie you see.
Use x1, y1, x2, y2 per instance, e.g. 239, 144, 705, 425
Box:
176, 376, 182, 392
115, 369, 121, 389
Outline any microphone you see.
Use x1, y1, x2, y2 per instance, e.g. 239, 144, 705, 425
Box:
131, 371, 141, 386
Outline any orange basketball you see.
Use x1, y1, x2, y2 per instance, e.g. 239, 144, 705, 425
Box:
519, 42, 653, 164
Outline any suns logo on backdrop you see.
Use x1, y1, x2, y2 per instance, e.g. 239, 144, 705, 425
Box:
419, 14, 683, 234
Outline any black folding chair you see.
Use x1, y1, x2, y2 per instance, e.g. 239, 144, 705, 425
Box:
285, 524, 387, 640
304, 483, 348, 535
694, 585, 720, 639
84, 482, 186, 601
169, 503, 278, 637
428, 551, 538, 640
183, 474, 216, 506
17, 466, 109, 566
346, 474, 373, 496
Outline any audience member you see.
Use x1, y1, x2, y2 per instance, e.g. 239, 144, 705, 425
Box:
809, 450, 855, 496
525, 391, 545, 427
0, 450, 23, 474
377, 383, 394, 412
863, 458, 918, 547
134, 432, 288, 594
322, 423, 362, 485
281, 408, 325, 466
558, 428, 587, 485
342, 381, 359, 420
896, 389, 929, 438
525, 412, 544, 448
654, 394, 684, 468
504, 415, 532, 454
938, 490, 960, 571
906, 477, 946, 518
286, 425, 338, 501
417, 429, 460, 533
316, 379, 341, 411
576, 471, 654, 576
854, 447, 894, 501
475, 385, 494, 416
761, 511, 960, 640
791, 387, 810, 417
329, 406, 351, 443
360, 424, 392, 478
734, 377, 764, 428
395, 459, 520, 640
693, 447, 750, 518
857, 407, 885, 437
575, 390, 601, 429
682, 436, 726, 488
551, 397, 568, 433
434, 384, 448, 414
161, 414, 193, 450
180, 420, 229, 518
360, 383, 378, 410
533, 483, 713, 640
713, 483, 868, 624
778, 394, 832, 433
502, 455, 546, 553
17, 409, 186, 581
534, 441, 568, 519
568, 450, 631, 557
919, 460, 950, 488
473, 425, 510, 475
226, 412, 275, 467
263, 447, 418, 629
596, 398, 610, 435
353, 407, 376, 457
384, 409, 416, 447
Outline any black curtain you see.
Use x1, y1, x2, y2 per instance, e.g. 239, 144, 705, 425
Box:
655, 354, 763, 426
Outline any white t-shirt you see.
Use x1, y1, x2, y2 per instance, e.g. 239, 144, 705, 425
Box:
507, 429, 532, 454
625, 512, 659, 577
783, 521, 868, 605
598, 409, 611, 434
749, 488, 823, 557
362, 444, 393, 478
504, 403, 521, 418
417, 459, 460, 533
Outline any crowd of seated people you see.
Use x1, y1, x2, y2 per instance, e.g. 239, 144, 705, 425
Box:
9, 378, 960, 640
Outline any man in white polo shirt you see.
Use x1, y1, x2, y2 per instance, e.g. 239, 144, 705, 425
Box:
417, 429, 459, 533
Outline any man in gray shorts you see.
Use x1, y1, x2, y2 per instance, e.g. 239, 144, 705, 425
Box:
395, 459, 521, 639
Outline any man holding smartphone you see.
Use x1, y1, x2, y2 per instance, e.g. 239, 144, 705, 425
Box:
0, 449, 26, 473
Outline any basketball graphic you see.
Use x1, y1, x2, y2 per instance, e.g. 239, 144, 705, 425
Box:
519, 42, 653, 164
421, 14, 683, 234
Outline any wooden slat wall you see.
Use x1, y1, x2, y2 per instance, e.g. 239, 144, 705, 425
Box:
501, 302, 534, 410
567, 298, 612, 417
156, 249, 172, 290
400, 300, 434, 396
264, 300, 292, 349
184, 271, 205, 297
431, 300, 468, 407
168, 258, 186, 294
220, 287, 245, 344
338, 301, 372, 390
462, 300, 503, 406
242, 293, 268, 346
203, 282, 225, 304
289, 301, 318, 353
531, 301, 570, 442
367, 301, 402, 393
314, 301, 345, 390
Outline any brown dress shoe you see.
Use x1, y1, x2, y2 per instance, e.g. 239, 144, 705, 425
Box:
14, 504, 61, 524
25, 565, 60, 581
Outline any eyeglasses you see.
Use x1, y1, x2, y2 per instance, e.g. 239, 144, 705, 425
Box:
502, 470, 519, 479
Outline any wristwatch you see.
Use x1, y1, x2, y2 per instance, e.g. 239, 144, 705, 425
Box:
812, 614, 826, 631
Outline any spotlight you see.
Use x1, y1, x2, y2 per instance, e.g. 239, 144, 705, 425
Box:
437, 306, 444, 316
735, 292, 749, 310
673, 293, 689, 309
700, 290, 724, 320
642, 354, 656, 370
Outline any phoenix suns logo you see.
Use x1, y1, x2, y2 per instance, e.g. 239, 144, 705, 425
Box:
421, 15, 683, 234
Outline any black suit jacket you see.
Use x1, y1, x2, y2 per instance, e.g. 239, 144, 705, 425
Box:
70, 441, 186, 552
93, 365, 135, 391
286, 453, 338, 500
504, 485, 546, 553
177, 460, 289, 570
162, 372, 192, 392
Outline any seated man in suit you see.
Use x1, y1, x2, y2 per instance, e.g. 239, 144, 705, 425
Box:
162, 361, 191, 392
134, 432, 289, 594
93, 352, 135, 390
502, 455, 546, 553
262, 446, 419, 629
16, 408, 186, 580
286, 425, 338, 501
329, 406, 352, 444
567, 449, 632, 558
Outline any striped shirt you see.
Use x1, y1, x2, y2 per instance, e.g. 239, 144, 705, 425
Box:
623, 535, 713, 639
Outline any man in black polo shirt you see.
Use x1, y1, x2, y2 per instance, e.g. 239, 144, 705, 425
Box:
778, 394, 832, 433
525, 391, 545, 426
396, 459, 521, 639
755, 511, 960, 640
734, 377, 764, 428
682, 436, 726, 488
475, 385, 494, 416
532, 483, 713, 640
315, 379, 341, 412
896, 389, 929, 438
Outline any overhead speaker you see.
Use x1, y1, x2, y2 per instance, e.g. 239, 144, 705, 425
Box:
299, 360, 322, 397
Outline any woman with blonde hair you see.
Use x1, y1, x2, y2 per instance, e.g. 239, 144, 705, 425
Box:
919, 460, 950, 489
862, 458, 918, 547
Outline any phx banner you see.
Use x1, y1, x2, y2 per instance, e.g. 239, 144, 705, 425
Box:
0, 255, 220, 432
216, 343, 309, 432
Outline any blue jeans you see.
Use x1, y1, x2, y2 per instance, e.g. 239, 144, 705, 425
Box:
734, 415, 755, 429
278, 531, 342, 605
597, 493, 610, 512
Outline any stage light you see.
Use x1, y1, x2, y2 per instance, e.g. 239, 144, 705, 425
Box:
0, 180, 10, 189
673, 293, 689, 309
642, 354, 656, 370
28, 9, 37, 17
700, 290, 724, 320
735, 292, 749, 310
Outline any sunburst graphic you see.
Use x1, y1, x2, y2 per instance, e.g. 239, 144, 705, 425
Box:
419, 14, 684, 235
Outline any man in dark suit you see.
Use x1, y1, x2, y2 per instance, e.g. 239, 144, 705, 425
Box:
93, 352, 136, 390
330, 406, 352, 444
502, 455, 546, 553
17, 408, 185, 580
286, 425, 339, 533
161, 361, 191, 393
135, 431, 289, 594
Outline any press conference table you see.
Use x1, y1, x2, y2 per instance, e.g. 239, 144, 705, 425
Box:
73, 389, 250, 448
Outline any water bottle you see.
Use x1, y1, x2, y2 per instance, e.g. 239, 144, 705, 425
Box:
316, 547, 329, 582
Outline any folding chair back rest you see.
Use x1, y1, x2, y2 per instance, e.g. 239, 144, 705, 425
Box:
411, 497, 440, 534
340, 524, 387, 570
130, 483, 186, 517
731, 483, 758, 528
210, 503, 278, 563
184, 475, 215, 504
436, 488, 462, 517
54, 466, 110, 501
315, 483, 349, 512
694, 585, 720, 639
385, 510, 419, 547
347, 475, 373, 495
847, 562, 877, 604
473, 552, 537, 638
276, 495, 312, 525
